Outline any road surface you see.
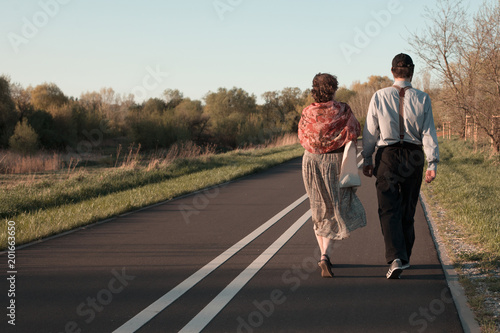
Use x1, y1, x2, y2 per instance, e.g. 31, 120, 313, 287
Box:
1, 156, 463, 332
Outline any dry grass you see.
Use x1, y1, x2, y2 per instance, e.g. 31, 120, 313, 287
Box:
240, 133, 300, 150
119, 143, 142, 170
268, 133, 299, 147
0, 136, 299, 189
0, 151, 62, 174
145, 141, 217, 171
112, 141, 218, 172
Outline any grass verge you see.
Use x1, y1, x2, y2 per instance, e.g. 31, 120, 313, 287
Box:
1, 144, 304, 249
423, 138, 499, 254
420, 138, 499, 331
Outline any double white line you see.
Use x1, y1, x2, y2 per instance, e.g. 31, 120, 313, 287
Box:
113, 194, 310, 333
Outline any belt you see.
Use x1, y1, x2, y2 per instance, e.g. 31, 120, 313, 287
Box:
386, 142, 422, 150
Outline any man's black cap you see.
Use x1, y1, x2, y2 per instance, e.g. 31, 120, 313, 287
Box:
392, 53, 414, 68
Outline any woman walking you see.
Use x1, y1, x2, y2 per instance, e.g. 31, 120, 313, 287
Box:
298, 73, 367, 278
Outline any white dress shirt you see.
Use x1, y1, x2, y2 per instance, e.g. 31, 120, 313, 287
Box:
362, 80, 439, 171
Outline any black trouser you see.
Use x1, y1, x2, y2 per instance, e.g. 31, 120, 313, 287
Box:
373, 143, 424, 264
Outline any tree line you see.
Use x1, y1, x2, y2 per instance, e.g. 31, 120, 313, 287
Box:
0, 66, 482, 158
0, 81, 308, 155
0, 75, 400, 156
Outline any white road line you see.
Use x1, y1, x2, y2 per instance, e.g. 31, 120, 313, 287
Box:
179, 210, 311, 333
112, 193, 308, 333
357, 149, 364, 168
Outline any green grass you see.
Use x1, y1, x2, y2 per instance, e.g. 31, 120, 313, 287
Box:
0, 144, 304, 249
421, 138, 500, 331
422, 138, 500, 255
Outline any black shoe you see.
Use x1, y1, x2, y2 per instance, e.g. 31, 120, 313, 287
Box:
386, 259, 403, 279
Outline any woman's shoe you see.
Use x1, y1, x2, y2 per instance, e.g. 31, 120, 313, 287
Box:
318, 254, 334, 278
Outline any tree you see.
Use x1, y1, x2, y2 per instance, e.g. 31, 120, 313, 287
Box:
174, 98, 208, 141
26, 110, 60, 149
261, 90, 280, 126
163, 89, 184, 109
280, 87, 304, 132
204, 87, 258, 147
9, 118, 39, 154
80, 88, 133, 134
299, 89, 314, 110
412, 71, 433, 92
335, 87, 356, 103
48, 101, 82, 149
30, 83, 69, 113
348, 76, 392, 122
126, 112, 169, 150
204, 87, 257, 118
79, 90, 102, 113
142, 98, 167, 116
409, 0, 500, 152
10, 81, 32, 118
0, 76, 18, 147
261, 87, 306, 132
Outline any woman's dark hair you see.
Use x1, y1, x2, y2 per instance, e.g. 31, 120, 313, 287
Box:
311, 73, 338, 103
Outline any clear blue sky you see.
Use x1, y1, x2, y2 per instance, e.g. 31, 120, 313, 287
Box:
0, 0, 479, 104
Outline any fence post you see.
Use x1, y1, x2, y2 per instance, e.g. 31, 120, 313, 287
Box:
442, 122, 451, 139
493, 116, 500, 152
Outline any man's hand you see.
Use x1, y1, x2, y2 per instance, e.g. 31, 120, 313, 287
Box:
425, 170, 436, 183
363, 165, 373, 177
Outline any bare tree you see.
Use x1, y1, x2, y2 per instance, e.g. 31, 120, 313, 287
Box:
80, 88, 131, 131
409, 0, 500, 152
348, 75, 393, 121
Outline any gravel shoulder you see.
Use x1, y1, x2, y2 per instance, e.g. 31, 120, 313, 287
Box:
421, 190, 500, 333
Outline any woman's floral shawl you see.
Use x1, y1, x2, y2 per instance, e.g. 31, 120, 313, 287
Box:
298, 100, 361, 154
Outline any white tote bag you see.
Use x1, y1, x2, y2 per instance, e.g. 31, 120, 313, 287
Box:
339, 140, 361, 188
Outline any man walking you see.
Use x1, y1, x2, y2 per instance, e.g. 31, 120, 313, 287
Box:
362, 53, 439, 279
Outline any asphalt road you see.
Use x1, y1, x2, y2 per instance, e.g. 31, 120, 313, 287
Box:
1, 156, 464, 333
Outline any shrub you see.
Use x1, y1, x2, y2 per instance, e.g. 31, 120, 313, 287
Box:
9, 119, 39, 154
